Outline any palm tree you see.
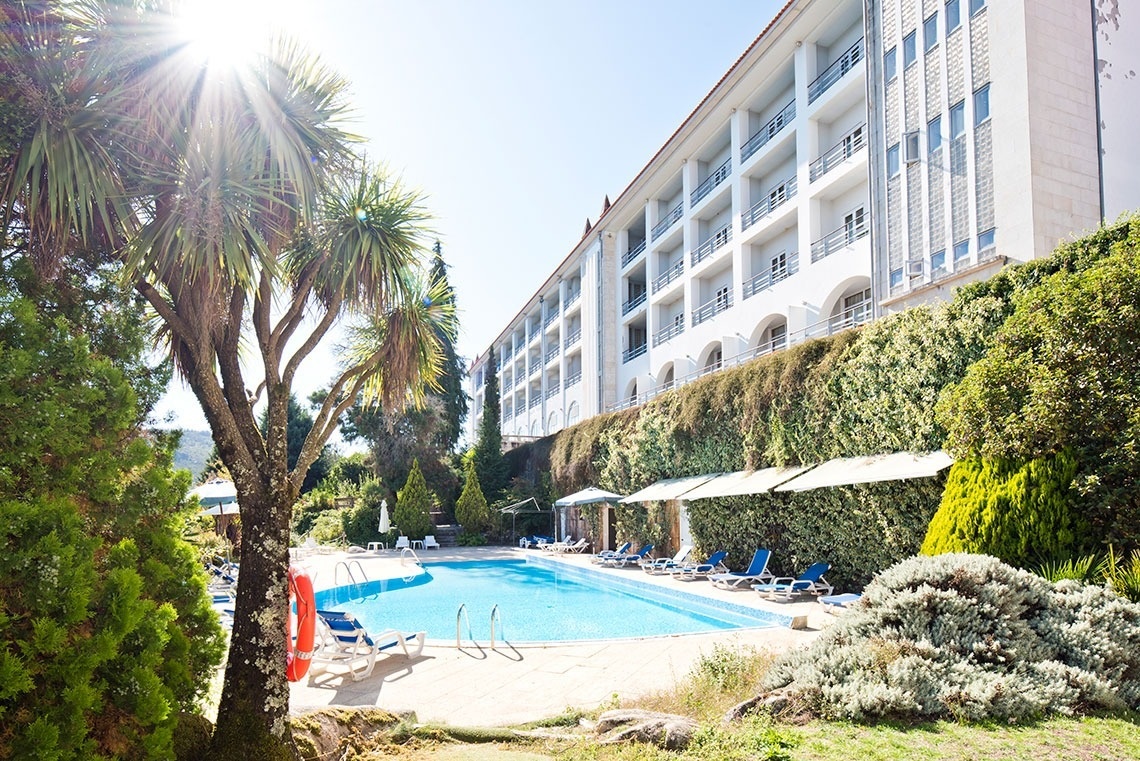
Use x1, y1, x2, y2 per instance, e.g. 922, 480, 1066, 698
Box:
1, 3, 452, 757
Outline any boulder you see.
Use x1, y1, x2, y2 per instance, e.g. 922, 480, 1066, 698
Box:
595, 709, 698, 750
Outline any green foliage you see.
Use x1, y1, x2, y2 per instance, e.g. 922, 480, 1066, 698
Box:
327, 453, 372, 490
394, 459, 434, 539
473, 352, 509, 501
921, 451, 1091, 568
292, 487, 339, 537
455, 531, 487, 547
342, 478, 388, 547
1102, 547, 1140, 603
765, 554, 1140, 721
455, 459, 490, 534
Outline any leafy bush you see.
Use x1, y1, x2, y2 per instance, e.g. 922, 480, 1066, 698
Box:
342, 478, 388, 547
394, 459, 434, 539
455, 530, 487, 547
921, 451, 1092, 567
764, 554, 1140, 721
309, 509, 349, 545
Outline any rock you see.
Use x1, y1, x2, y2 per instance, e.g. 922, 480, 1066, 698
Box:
595, 709, 698, 750
723, 689, 793, 723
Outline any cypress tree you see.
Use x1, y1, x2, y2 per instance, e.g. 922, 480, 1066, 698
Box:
394, 459, 434, 539
455, 459, 490, 533
473, 348, 508, 501
429, 241, 469, 453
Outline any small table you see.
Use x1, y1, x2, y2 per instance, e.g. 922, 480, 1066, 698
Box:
367, 541, 386, 552
411, 540, 424, 550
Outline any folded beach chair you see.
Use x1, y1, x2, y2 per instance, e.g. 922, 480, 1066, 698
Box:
311, 610, 426, 681
708, 549, 774, 590
590, 541, 631, 563
752, 562, 833, 600
641, 544, 693, 574
600, 544, 654, 568
565, 538, 590, 553
668, 550, 729, 581
818, 592, 861, 613
544, 537, 588, 553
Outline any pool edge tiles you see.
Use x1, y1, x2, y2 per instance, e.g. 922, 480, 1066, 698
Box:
524, 554, 794, 630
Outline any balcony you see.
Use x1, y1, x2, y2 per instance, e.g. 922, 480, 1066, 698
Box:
742, 175, 797, 230
653, 319, 684, 346
692, 292, 733, 327
622, 343, 648, 363
564, 327, 582, 349
691, 157, 731, 206
544, 310, 559, 328
622, 290, 647, 315
810, 212, 868, 262
526, 395, 541, 410
809, 123, 866, 182
651, 260, 684, 293
741, 98, 795, 162
691, 224, 732, 267
564, 288, 580, 309
545, 345, 559, 364
621, 239, 646, 267
564, 370, 582, 388
545, 386, 560, 400
798, 302, 872, 341
808, 38, 864, 104
651, 201, 683, 241
743, 251, 799, 298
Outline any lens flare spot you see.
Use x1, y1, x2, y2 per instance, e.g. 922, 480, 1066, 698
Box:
355, 208, 367, 221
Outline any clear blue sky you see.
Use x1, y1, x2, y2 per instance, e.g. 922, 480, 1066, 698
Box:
154, 0, 785, 431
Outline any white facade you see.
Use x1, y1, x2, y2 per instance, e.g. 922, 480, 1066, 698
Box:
469, 0, 1138, 444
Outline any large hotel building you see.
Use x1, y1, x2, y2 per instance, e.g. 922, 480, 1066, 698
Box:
468, 0, 1138, 446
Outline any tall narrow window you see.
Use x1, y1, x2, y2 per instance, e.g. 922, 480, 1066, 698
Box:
924, 15, 938, 52
928, 115, 943, 152
946, 0, 961, 32
884, 47, 897, 82
950, 101, 966, 138
903, 31, 917, 68
770, 323, 787, 350
969, 0, 986, 15
844, 208, 866, 244
715, 285, 729, 312
887, 143, 901, 177
973, 84, 991, 125
770, 251, 787, 280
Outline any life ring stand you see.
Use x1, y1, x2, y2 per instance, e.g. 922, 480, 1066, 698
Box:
286, 565, 317, 682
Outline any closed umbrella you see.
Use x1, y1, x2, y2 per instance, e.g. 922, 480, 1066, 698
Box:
377, 499, 390, 533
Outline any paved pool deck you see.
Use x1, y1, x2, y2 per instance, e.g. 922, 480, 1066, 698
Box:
287, 547, 834, 726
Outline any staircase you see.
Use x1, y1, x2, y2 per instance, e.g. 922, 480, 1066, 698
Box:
431, 524, 459, 547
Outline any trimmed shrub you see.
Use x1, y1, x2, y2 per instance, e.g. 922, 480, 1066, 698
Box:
764, 554, 1140, 721
394, 459, 434, 539
454, 459, 490, 534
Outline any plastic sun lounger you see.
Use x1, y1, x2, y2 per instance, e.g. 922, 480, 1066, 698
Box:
590, 541, 631, 563
311, 610, 426, 681
819, 592, 861, 613
752, 562, 834, 600
668, 550, 729, 581
641, 545, 693, 574
600, 544, 654, 568
708, 549, 774, 590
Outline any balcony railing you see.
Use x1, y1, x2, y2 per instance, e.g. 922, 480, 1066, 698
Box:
653, 320, 684, 346
545, 386, 560, 400
741, 98, 795, 162
809, 124, 866, 182
651, 259, 685, 293
691, 157, 732, 206
742, 175, 797, 230
691, 224, 732, 267
564, 327, 581, 348
544, 310, 559, 327
528, 395, 542, 410
808, 37, 864, 104
798, 303, 873, 342
651, 201, 683, 241
622, 290, 647, 315
503, 406, 513, 420
545, 345, 559, 364
621, 239, 647, 267
810, 213, 868, 262
564, 289, 580, 308
692, 292, 733, 326
744, 251, 799, 298
564, 370, 582, 388
622, 343, 648, 363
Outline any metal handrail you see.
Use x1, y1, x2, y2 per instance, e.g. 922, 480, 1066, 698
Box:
333, 560, 368, 588
741, 98, 795, 162
544, 310, 559, 327
808, 37, 864, 104
621, 240, 647, 267
528, 395, 542, 409
809, 123, 866, 181
622, 290, 647, 315
651, 201, 683, 240
545, 386, 559, 400
651, 260, 684, 293
456, 603, 474, 649
691, 157, 731, 205
692, 292, 733, 326
743, 252, 798, 298
691, 225, 732, 266
653, 320, 684, 346
564, 328, 582, 348
564, 370, 582, 388
810, 214, 868, 262
622, 343, 648, 363
564, 289, 580, 308
742, 175, 796, 230
489, 604, 504, 651
545, 345, 559, 363
400, 547, 421, 567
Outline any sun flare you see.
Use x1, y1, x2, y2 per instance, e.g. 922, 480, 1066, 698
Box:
175, 0, 305, 68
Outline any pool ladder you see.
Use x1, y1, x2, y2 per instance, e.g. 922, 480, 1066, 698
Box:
455, 603, 505, 650
333, 559, 368, 588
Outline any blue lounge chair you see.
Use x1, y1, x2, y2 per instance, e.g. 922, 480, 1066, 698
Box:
752, 562, 834, 600
668, 550, 729, 581
641, 545, 693, 574
312, 610, 425, 681
708, 549, 774, 590
519, 534, 555, 549
600, 544, 654, 568
590, 541, 631, 563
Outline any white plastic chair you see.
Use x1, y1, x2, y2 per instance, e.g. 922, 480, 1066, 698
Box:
422, 535, 440, 549
394, 535, 410, 550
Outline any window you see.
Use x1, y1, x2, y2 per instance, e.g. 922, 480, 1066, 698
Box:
770, 323, 787, 350
887, 143, 901, 177
844, 208, 866, 243
973, 84, 990, 125
931, 249, 947, 272
890, 268, 904, 289
924, 15, 938, 52
770, 251, 787, 280
904, 131, 921, 163
950, 101, 965, 138
946, 0, 961, 32
969, 0, 986, 15
953, 239, 970, 262
884, 47, 897, 82
978, 228, 996, 252
715, 285, 730, 312
903, 31, 917, 68
928, 115, 943, 152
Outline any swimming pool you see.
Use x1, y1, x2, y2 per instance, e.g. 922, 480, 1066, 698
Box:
312, 557, 790, 643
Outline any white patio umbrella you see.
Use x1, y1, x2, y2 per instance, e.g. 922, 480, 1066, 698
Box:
554, 486, 625, 506
201, 502, 240, 516
189, 478, 238, 506
377, 499, 390, 533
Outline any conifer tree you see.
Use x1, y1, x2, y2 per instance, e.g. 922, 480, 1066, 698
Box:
473, 348, 508, 501
429, 241, 468, 452
455, 458, 491, 533
394, 459, 434, 539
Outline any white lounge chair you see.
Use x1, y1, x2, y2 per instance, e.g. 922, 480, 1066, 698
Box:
311, 610, 425, 681
641, 545, 693, 574
708, 549, 774, 590
753, 562, 834, 600
394, 535, 410, 550
423, 535, 441, 550
669, 550, 728, 580
590, 541, 631, 563
599, 544, 654, 568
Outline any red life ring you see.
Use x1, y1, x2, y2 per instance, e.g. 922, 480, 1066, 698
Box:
286, 565, 316, 682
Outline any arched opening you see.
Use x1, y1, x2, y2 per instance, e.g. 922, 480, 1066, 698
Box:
567, 402, 580, 427
699, 341, 723, 376
548, 410, 562, 432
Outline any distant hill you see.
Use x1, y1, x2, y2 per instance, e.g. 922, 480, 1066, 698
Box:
171, 429, 214, 480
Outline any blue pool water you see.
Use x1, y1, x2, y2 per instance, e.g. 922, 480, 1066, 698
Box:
312, 558, 789, 643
